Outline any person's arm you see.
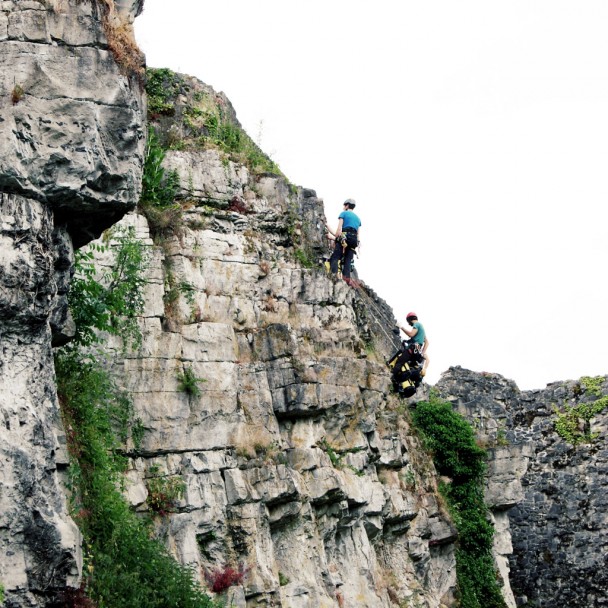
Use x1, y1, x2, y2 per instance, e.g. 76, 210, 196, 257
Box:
399, 324, 418, 339
327, 217, 343, 238
334, 218, 344, 238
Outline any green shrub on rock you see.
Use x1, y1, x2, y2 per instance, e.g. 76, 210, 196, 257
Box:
412, 393, 507, 608
554, 376, 608, 445
56, 226, 218, 607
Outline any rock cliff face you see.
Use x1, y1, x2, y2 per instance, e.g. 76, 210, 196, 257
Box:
436, 367, 608, 608
80, 71, 608, 608
1, 0, 144, 246
74, 69, 531, 607
102, 176, 460, 605
506, 380, 608, 607
1, 3, 606, 606
0, 1, 144, 605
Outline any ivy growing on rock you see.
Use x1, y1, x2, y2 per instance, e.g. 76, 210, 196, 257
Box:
146, 67, 184, 117
55, 227, 218, 607
411, 392, 507, 608
139, 126, 183, 242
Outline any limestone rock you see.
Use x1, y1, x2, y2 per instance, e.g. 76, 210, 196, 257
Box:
436, 366, 608, 608
0, 0, 145, 246
9, 25, 607, 604
0, 1, 145, 605
92, 138, 459, 606
0, 194, 81, 606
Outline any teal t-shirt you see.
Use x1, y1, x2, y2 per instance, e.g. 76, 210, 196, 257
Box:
339, 210, 361, 231
411, 321, 426, 345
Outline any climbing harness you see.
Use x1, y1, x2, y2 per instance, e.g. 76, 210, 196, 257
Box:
341, 228, 359, 251
387, 340, 425, 397
320, 217, 426, 397
355, 288, 426, 397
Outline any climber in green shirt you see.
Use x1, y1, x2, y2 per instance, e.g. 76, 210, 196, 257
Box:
399, 312, 429, 376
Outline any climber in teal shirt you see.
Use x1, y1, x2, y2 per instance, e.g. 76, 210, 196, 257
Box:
399, 312, 429, 375
327, 198, 361, 283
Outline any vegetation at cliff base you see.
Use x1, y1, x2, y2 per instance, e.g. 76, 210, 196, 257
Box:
55, 230, 217, 607
411, 392, 507, 608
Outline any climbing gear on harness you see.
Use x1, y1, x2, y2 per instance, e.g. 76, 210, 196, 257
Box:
342, 228, 358, 250
387, 340, 425, 398
323, 256, 356, 277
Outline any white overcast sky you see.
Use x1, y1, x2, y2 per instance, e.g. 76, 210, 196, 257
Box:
135, 0, 608, 390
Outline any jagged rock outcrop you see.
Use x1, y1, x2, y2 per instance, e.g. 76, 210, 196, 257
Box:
0, 0, 144, 246
436, 367, 608, 608
0, 1, 145, 605
507, 379, 608, 607
0, 194, 80, 607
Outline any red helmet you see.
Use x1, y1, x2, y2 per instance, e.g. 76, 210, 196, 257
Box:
406, 312, 417, 321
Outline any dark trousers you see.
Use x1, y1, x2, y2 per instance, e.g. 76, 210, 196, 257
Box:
329, 240, 355, 279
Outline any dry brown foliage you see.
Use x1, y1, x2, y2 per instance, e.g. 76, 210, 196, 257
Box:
233, 426, 279, 461
47, 0, 144, 80
11, 84, 24, 105
99, 2, 144, 80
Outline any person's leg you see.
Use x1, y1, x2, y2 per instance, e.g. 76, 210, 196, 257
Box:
329, 240, 343, 274
341, 247, 354, 279
395, 347, 412, 372
421, 353, 429, 375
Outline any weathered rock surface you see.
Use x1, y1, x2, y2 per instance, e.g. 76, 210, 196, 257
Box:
89, 67, 540, 600
0, 1, 145, 605
0, 0, 145, 246
436, 366, 608, 608
95, 139, 461, 605
507, 380, 608, 607
0, 193, 81, 607
2, 5, 605, 603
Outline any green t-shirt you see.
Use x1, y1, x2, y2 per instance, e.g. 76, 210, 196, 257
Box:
411, 321, 426, 345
